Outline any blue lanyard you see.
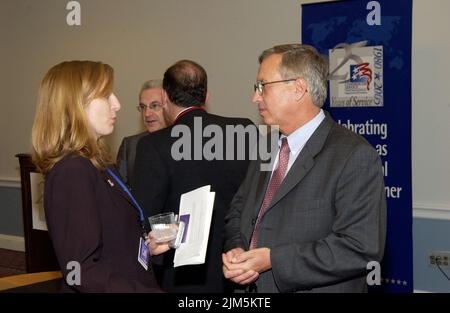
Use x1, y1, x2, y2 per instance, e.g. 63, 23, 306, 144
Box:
106, 167, 145, 223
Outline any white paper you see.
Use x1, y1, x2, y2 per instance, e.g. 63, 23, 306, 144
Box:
173, 185, 215, 267
30, 172, 48, 231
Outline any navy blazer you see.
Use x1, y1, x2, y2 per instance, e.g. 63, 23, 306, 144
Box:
44, 154, 161, 292
116, 132, 147, 186
132, 109, 253, 293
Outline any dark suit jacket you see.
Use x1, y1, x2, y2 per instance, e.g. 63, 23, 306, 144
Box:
224, 113, 387, 293
116, 132, 147, 186
44, 154, 161, 293
132, 109, 253, 293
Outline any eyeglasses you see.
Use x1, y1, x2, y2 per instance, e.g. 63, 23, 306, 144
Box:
137, 102, 162, 112
253, 78, 298, 95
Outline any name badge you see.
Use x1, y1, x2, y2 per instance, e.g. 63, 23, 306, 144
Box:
138, 237, 150, 270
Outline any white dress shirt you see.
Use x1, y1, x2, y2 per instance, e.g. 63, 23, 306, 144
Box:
271, 109, 325, 178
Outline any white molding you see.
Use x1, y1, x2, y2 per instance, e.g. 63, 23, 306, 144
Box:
0, 234, 25, 252
0, 178, 21, 188
413, 203, 450, 221
413, 289, 431, 293
2, 184, 450, 220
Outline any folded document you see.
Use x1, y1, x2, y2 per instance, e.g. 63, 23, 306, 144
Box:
173, 185, 215, 267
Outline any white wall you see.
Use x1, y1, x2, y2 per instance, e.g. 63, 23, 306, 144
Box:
0, 0, 300, 182
1, 0, 450, 210
411, 0, 450, 209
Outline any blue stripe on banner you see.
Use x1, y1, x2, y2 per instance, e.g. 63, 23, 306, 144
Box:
301, 0, 413, 292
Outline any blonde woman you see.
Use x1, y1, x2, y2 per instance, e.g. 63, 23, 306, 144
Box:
32, 61, 161, 292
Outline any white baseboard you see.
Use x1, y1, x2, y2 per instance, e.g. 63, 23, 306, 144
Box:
0, 179, 21, 188
0, 234, 25, 252
413, 204, 450, 221
414, 289, 431, 293
0, 176, 21, 188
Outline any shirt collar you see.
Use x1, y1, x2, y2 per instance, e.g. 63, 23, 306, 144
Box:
173, 106, 206, 124
174, 107, 194, 121
281, 109, 325, 155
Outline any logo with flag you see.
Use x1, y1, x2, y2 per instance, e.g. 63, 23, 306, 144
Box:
329, 44, 383, 107
350, 63, 373, 90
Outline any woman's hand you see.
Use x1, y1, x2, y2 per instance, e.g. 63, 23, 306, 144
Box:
145, 231, 171, 256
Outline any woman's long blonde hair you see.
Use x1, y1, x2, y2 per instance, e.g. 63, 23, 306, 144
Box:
32, 61, 114, 174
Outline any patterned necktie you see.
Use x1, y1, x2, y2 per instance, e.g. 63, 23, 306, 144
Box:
249, 137, 290, 249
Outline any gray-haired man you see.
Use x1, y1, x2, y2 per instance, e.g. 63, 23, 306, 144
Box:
116, 80, 168, 185
223, 44, 386, 293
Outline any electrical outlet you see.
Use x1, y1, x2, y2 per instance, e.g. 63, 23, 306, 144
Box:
428, 251, 450, 268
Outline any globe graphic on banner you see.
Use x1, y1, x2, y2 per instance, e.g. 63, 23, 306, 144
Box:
306, 16, 403, 70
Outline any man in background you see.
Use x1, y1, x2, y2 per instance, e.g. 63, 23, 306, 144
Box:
116, 79, 167, 186
132, 60, 253, 292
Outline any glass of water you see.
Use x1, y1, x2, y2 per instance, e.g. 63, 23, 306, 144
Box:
148, 212, 178, 243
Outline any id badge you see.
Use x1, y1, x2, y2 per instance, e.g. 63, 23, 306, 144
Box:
138, 237, 150, 270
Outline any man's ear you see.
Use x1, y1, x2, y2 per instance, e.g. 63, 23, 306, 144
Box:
161, 89, 169, 106
205, 91, 210, 104
294, 78, 308, 102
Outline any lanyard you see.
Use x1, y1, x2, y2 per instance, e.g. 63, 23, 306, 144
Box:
106, 167, 145, 223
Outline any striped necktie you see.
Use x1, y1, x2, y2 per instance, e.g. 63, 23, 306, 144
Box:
249, 137, 290, 249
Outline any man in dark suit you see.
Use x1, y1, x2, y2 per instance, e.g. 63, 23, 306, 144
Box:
132, 60, 254, 292
116, 79, 167, 186
223, 44, 387, 293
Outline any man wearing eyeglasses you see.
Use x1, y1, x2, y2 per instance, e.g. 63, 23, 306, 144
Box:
132, 60, 254, 293
116, 79, 167, 186
223, 44, 386, 293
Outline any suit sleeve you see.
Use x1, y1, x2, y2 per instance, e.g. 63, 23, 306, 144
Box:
223, 159, 258, 252
45, 158, 140, 292
223, 123, 261, 252
271, 144, 387, 292
131, 136, 169, 228
131, 137, 170, 265
116, 138, 128, 184
117, 138, 129, 184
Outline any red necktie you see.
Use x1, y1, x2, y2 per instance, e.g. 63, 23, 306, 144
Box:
249, 137, 290, 249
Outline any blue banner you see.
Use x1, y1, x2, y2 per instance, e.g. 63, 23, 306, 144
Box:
302, 0, 413, 292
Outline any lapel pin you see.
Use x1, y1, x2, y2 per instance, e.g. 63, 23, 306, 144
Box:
107, 179, 114, 187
